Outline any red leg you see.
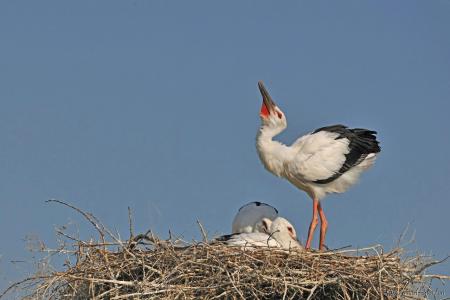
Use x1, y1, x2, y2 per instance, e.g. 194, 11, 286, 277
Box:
318, 202, 328, 251
305, 198, 319, 250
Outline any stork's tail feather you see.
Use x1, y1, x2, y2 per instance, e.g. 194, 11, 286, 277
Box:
350, 128, 381, 154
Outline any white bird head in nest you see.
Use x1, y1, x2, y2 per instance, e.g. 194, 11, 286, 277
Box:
258, 217, 301, 249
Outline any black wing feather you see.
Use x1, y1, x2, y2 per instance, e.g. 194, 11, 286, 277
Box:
215, 234, 238, 242
313, 125, 381, 184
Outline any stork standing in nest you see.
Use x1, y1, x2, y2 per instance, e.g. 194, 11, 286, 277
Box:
256, 81, 381, 250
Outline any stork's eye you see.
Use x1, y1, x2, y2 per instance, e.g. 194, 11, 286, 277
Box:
287, 227, 294, 234
277, 111, 283, 119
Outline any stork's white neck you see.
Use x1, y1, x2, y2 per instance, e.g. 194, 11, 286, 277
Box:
256, 125, 291, 178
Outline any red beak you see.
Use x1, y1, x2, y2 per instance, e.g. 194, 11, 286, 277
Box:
258, 81, 276, 117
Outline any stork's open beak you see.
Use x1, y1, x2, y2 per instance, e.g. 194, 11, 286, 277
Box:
258, 81, 276, 116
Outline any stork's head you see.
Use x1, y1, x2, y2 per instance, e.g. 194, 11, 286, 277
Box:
258, 81, 287, 130
260, 217, 302, 249
260, 217, 297, 241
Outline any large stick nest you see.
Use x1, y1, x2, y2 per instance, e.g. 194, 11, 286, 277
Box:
2, 200, 448, 299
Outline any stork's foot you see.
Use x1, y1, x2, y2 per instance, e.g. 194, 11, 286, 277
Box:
319, 244, 329, 251
304, 244, 329, 252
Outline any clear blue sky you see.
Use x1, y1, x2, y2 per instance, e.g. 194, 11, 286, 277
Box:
1, 0, 449, 295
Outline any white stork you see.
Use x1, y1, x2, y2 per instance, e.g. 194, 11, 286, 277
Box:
256, 81, 381, 250
231, 201, 278, 234
217, 217, 302, 250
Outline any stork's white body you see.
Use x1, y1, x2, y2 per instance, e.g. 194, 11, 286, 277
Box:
220, 232, 283, 248
257, 129, 377, 200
